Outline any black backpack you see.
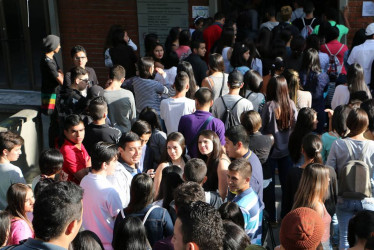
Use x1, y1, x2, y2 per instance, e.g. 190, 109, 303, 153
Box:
221, 97, 243, 129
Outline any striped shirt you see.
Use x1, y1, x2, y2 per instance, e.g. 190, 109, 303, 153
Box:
233, 187, 263, 245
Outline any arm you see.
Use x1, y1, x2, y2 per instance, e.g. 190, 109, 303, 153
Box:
153, 162, 168, 198
326, 141, 338, 171
217, 157, 230, 200
128, 39, 138, 51
162, 209, 174, 237
104, 48, 113, 68
57, 71, 64, 85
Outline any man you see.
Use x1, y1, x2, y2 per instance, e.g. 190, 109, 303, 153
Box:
60, 114, 91, 184
272, 5, 300, 38
292, 1, 320, 36
348, 23, 374, 85
203, 12, 225, 60
224, 125, 263, 201
14, 181, 83, 249
212, 70, 253, 129
172, 201, 224, 250
83, 96, 121, 156
117, 131, 142, 176
104, 65, 136, 133
160, 71, 195, 134
80, 142, 123, 250
184, 40, 208, 86
178, 87, 225, 158
227, 159, 263, 245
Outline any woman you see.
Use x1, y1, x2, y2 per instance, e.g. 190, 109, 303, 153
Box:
243, 39, 263, 76
176, 61, 198, 99
299, 48, 329, 133
114, 173, 173, 247
175, 30, 191, 61
348, 63, 372, 102
150, 43, 165, 69
305, 34, 329, 74
165, 27, 181, 53
153, 132, 188, 197
283, 68, 312, 110
6, 183, 34, 245
201, 54, 230, 102
0, 211, 10, 247
214, 27, 235, 73
197, 130, 230, 200
229, 43, 251, 75
326, 108, 374, 249
112, 217, 151, 250
240, 70, 265, 113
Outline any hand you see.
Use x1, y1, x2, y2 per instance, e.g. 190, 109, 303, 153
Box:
342, 5, 349, 16
147, 169, 155, 178
155, 67, 165, 76
325, 109, 334, 119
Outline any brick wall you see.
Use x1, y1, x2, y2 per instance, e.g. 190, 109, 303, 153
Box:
347, 0, 374, 45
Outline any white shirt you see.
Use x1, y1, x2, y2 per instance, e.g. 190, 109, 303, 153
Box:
331, 85, 349, 110
347, 40, 374, 84
107, 162, 133, 208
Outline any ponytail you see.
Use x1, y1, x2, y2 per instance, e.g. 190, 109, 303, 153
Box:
302, 133, 322, 164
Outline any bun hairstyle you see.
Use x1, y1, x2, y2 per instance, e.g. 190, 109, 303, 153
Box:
302, 133, 322, 164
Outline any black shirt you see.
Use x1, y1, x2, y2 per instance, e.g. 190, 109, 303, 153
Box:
40, 55, 60, 93
83, 123, 122, 156
109, 43, 137, 79
56, 87, 87, 119
292, 17, 321, 32
184, 53, 208, 86
248, 132, 273, 179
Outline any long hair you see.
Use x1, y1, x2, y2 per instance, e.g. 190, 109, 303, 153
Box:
302, 133, 323, 164
300, 48, 321, 75
160, 132, 186, 164
177, 61, 198, 99
112, 217, 151, 250
347, 63, 372, 99
292, 163, 329, 210
197, 130, 224, 192
215, 27, 235, 54
125, 173, 154, 214
266, 76, 294, 131
230, 43, 250, 68
0, 211, 10, 246
283, 69, 302, 104
156, 166, 184, 208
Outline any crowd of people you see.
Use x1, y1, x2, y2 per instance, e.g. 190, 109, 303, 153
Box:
2, 1, 374, 250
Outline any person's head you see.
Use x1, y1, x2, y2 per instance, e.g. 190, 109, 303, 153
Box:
174, 71, 190, 93
33, 181, 83, 244
227, 159, 252, 193
118, 132, 142, 166
72, 230, 104, 250
183, 158, 207, 184
0, 131, 24, 161
225, 125, 249, 158
144, 33, 159, 56
218, 202, 245, 229
283, 69, 301, 104
325, 8, 338, 21
304, 1, 315, 14
112, 216, 150, 250
280, 5, 292, 21
109, 65, 126, 82
131, 120, 152, 147
39, 148, 63, 177
214, 12, 225, 23
90, 142, 118, 175
271, 57, 285, 76
198, 130, 222, 159
163, 50, 180, 69
6, 183, 34, 222
230, 43, 250, 68
280, 207, 324, 250
216, 27, 235, 52
325, 25, 339, 43
297, 107, 318, 132
351, 29, 367, 50
222, 220, 251, 250
301, 133, 322, 163
191, 40, 206, 57
208, 53, 225, 74
240, 110, 262, 135
347, 108, 369, 137
292, 163, 329, 210
194, 16, 205, 30
179, 30, 191, 46
70, 45, 87, 68
173, 201, 224, 250
347, 210, 374, 248
290, 36, 305, 57
228, 70, 244, 90
139, 107, 162, 131
151, 43, 165, 61
332, 105, 351, 137
177, 61, 198, 98
243, 70, 262, 93
305, 34, 321, 51
194, 87, 214, 108
34, 178, 55, 200
42, 34, 60, 53
126, 173, 154, 214
70, 66, 89, 91
88, 96, 108, 121
162, 132, 186, 163
0, 211, 10, 247
157, 166, 184, 208
265, 6, 276, 19
301, 48, 321, 73
362, 100, 374, 134
63, 114, 85, 145
111, 28, 127, 47
173, 182, 205, 209
138, 57, 154, 79
347, 63, 368, 94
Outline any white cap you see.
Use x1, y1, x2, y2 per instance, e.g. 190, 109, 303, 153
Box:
366, 23, 374, 36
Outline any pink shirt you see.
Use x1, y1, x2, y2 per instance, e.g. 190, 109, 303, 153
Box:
320, 40, 348, 75
175, 45, 191, 60
8, 219, 34, 245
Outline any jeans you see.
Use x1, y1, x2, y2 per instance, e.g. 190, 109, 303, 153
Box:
336, 198, 363, 249
331, 213, 339, 247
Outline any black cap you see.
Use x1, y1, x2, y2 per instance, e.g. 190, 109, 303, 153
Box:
228, 70, 244, 88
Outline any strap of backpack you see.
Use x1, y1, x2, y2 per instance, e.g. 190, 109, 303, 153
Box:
302, 18, 306, 27
246, 91, 254, 99
310, 18, 315, 26
219, 72, 225, 97
335, 44, 345, 56
143, 205, 161, 224
221, 96, 228, 110
359, 141, 370, 162
324, 44, 333, 56
343, 139, 354, 161
231, 98, 244, 110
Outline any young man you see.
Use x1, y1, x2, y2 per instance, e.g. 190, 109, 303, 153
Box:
60, 114, 91, 184
80, 142, 123, 250
224, 125, 263, 201
227, 158, 263, 245
104, 65, 136, 133
117, 132, 142, 176
292, 1, 320, 34
160, 71, 195, 134
83, 96, 122, 156
172, 201, 224, 250
203, 12, 225, 60
0, 131, 25, 210
184, 40, 208, 86
16, 181, 83, 250
178, 87, 225, 158
212, 70, 253, 129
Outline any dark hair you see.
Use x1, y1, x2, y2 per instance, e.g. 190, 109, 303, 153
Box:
39, 148, 63, 176
301, 48, 321, 74
346, 108, 369, 137
289, 108, 317, 163
348, 63, 372, 99
139, 107, 162, 131
6, 183, 32, 232
34, 178, 55, 200
280, 29, 292, 45
70, 45, 87, 58
63, 114, 83, 131
228, 158, 252, 179
109, 65, 126, 81
173, 181, 205, 209
70, 66, 88, 84
112, 29, 127, 47
118, 132, 140, 149
131, 120, 152, 137
225, 125, 249, 148
184, 158, 207, 184
214, 12, 225, 21
209, 53, 225, 73
240, 110, 262, 135
88, 96, 108, 121
33, 181, 83, 241
325, 8, 338, 21
160, 132, 186, 164
151, 43, 164, 63
138, 57, 154, 79
177, 201, 224, 249
165, 27, 181, 53
190, 40, 204, 51
348, 29, 366, 57
72, 230, 104, 250
266, 76, 294, 130
230, 43, 249, 68
304, 1, 315, 14
215, 27, 235, 55
156, 166, 184, 208
194, 87, 214, 105
243, 38, 261, 66
302, 133, 323, 163
222, 220, 251, 249
290, 35, 305, 59
270, 39, 287, 59
325, 26, 339, 43
347, 210, 374, 248
91, 142, 118, 171
218, 202, 245, 229
256, 28, 273, 59
362, 100, 374, 133
125, 173, 154, 214
174, 71, 190, 92
0, 131, 24, 156
179, 29, 191, 46
271, 57, 285, 76
144, 33, 159, 56
177, 61, 198, 99
163, 50, 179, 69
112, 217, 150, 250
242, 70, 262, 94
0, 211, 10, 246
104, 25, 124, 50
332, 105, 351, 136
305, 34, 321, 51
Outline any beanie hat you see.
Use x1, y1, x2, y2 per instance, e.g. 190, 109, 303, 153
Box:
280, 207, 324, 250
43, 35, 60, 53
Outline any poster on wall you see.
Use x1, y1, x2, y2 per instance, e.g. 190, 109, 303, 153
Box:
192, 6, 209, 18
363, 1, 374, 16
137, 0, 189, 56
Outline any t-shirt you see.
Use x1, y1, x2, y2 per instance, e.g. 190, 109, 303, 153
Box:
321, 132, 340, 163
244, 150, 264, 201
0, 163, 26, 210
248, 132, 273, 180
331, 84, 349, 110
292, 17, 320, 32
107, 162, 133, 208
320, 40, 348, 75
83, 123, 122, 156
175, 45, 192, 61
312, 21, 349, 42
9, 219, 34, 245
160, 97, 195, 134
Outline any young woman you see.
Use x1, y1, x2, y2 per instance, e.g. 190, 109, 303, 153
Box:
115, 173, 173, 247
243, 39, 263, 76
201, 53, 230, 102
6, 183, 34, 245
0, 211, 10, 247
214, 27, 235, 73
229, 43, 251, 75
348, 63, 372, 102
240, 70, 265, 113
153, 132, 188, 197
112, 217, 151, 250
218, 202, 245, 229
283, 69, 312, 110
175, 30, 191, 61
305, 34, 329, 74
299, 48, 330, 133
72, 230, 105, 250
176, 61, 198, 99
150, 43, 165, 69
197, 130, 230, 200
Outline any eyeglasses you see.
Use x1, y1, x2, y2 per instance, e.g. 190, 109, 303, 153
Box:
74, 56, 87, 61
79, 78, 89, 83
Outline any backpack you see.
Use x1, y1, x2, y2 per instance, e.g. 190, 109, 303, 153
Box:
324, 44, 344, 81
338, 140, 372, 200
300, 18, 315, 39
220, 97, 243, 129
